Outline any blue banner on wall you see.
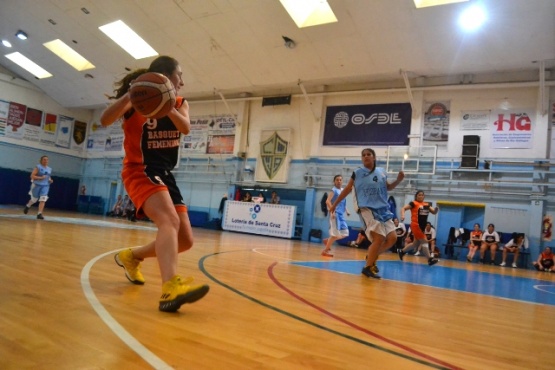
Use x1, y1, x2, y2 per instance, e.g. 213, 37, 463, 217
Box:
323, 103, 412, 146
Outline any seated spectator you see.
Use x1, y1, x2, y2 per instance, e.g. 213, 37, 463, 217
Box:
533, 246, 555, 272
121, 195, 131, 217
426, 222, 439, 258
256, 192, 266, 203
124, 200, 136, 222
500, 233, 525, 268
109, 194, 124, 217
349, 228, 371, 249
400, 227, 422, 255
80, 185, 87, 196
403, 227, 415, 252
466, 223, 482, 263
393, 218, 406, 252
480, 223, 500, 264
242, 192, 253, 202
270, 191, 280, 204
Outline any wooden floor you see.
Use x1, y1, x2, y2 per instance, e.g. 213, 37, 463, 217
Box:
0, 206, 553, 370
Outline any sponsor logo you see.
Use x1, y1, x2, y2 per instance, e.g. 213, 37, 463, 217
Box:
493, 113, 531, 132
333, 112, 402, 128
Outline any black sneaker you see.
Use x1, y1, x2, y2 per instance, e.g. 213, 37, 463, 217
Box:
361, 266, 381, 279
371, 264, 379, 273
37, 214, 44, 220
397, 249, 405, 261
428, 258, 439, 266
480, 259, 485, 264
490, 261, 495, 265
23, 206, 29, 214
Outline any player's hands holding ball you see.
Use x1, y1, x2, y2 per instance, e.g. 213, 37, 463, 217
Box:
129, 72, 176, 119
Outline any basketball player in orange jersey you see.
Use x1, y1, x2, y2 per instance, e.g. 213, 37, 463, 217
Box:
398, 190, 440, 266
100, 55, 209, 312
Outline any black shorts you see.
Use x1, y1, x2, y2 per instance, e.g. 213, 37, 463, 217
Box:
541, 259, 554, 269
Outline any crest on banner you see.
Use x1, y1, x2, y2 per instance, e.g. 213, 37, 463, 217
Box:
256, 129, 291, 182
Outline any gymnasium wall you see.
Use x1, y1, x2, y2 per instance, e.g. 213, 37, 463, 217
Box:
0, 71, 554, 266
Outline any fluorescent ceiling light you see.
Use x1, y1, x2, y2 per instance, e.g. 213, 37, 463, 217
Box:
16, 30, 28, 40
44, 39, 95, 71
2, 40, 12, 48
414, 0, 469, 8
5, 52, 52, 79
280, 0, 338, 28
99, 20, 158, 59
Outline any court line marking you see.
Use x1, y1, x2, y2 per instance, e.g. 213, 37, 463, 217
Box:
81, 250, 173, 370
199, 252, 450, 370
251, 247, 294, 260
268, 261, 463, 370
534, 285, 555, 294
295, 259, 555, 306
0, 213, 157, 231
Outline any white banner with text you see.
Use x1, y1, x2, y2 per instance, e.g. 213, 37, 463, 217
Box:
222, 200, 296, 238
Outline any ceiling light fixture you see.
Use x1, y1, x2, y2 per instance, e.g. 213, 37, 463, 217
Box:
414, 0, 468, 8
99, 20, 158, 59
280, 0, 338, 28
43, 39, 95, 71
15, 30, 28, 40
458, 5, 486, 31
2, 40, 12, 48
5, 52, 52, 78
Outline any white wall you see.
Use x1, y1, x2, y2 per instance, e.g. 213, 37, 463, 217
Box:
184, 84, 550, 163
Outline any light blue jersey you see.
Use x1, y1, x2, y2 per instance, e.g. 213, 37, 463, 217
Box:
331, 187, 346, 215
33, 164, 52, 186
351, 166, 393, 222
330, 187, 348, 231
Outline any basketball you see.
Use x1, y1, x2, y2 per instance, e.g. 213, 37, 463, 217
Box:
129, 72, 176, 119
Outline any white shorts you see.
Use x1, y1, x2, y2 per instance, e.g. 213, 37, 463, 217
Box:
359, 208, 395, 243
329, 213, 349, 237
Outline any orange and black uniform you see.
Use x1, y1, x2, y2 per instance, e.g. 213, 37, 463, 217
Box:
470, 230, 482, 247
121, 97, 187, 217
540, 250, 554, 269
408, 200, 433, 240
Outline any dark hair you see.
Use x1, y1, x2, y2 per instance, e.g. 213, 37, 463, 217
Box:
333, 174, 342, 181
474, 223, 481, 228
361, 148, 376, 171
488, 223, 495, 228
361, 148, 375, 157
40, 155, 48, 161
110, 55, 179, 99
414, 190, 424, 200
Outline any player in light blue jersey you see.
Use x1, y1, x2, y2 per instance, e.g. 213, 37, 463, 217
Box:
330, 148, 404, 279
322, 175, 351, 257
23, 155, 53, 220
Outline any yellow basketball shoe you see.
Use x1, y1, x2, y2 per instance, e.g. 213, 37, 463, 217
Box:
159, 276, 210, 312
114, 248, 145, 285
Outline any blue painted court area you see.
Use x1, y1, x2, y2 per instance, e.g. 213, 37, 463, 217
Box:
291, 260, 555, 306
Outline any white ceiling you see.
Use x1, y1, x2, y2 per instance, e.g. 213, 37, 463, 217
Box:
0, 0, 554, 109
